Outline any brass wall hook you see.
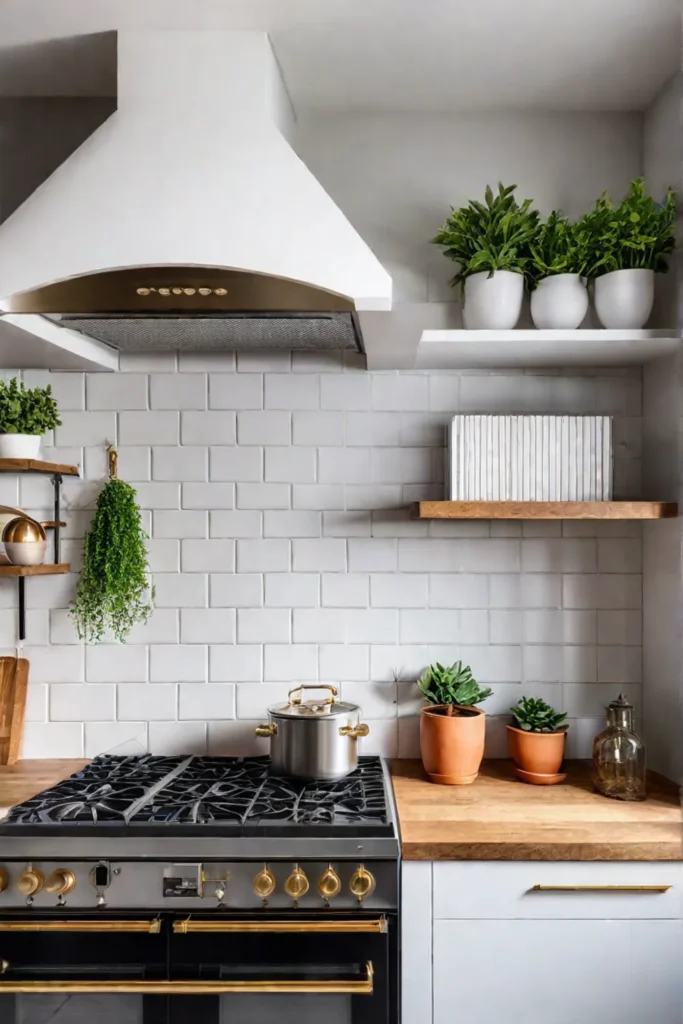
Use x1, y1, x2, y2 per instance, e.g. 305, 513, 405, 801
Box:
107, 445, 118, 481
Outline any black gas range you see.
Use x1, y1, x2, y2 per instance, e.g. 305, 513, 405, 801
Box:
0, 754, 400, 1024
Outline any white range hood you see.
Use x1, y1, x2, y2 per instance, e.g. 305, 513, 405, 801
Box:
0, 31, 392, 369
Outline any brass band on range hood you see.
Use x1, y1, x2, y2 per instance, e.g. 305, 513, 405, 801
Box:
0, 962, 374, 995
0, 267, 354, 315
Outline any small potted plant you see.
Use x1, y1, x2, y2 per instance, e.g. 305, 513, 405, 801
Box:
417, 661, 492, 785
585, 177, 675, 329
432, 182, 539, 329
528, 211, 591, 328
507, 696, 569, 785
0, 377, 61, 459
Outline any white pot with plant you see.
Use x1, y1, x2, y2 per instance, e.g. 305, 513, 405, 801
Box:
528, 211, 590, 328
0, 378, 61, 460
433, 183, 539, 329
587, 178, 675, 329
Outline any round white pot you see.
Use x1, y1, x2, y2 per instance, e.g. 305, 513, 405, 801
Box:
0, 434, 41, 460
594, 268, 655, 329
4, 540, 47, 566
530, 273, 589, 329
463, 270, 524, 330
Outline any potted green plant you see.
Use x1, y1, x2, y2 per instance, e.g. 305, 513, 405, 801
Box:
528, 211, 591, 328
71, 450, 154, 643
584, 177, 675, 328
507, 696, 569, 785
432, 182, 539, 329
417, 661, 492, 785
0, 377, 61, 459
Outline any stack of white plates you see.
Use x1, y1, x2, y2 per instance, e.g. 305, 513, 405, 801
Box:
446, 415, 613, 501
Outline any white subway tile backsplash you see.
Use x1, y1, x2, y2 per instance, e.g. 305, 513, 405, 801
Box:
181, 411, 236, 446
181, 609, 235, 644
29, 360, 642, 759
150, 373, 206, 410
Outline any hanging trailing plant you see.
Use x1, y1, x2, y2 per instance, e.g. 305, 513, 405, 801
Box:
71, 449, 154, 643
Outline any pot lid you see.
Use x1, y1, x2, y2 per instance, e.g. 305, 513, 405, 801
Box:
268, 685, 359, 720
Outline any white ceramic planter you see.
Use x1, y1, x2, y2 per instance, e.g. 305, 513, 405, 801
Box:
530, 274, 589, 329
463, 270, 524, 330
0, 434, 41, 460
594, 268, 655, 329
4, 540, 47, 566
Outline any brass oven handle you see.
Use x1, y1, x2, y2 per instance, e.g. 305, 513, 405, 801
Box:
173, 917, 387, 934
0, 920, 162, 933
530, 885, 672, 894
288, 684, 338, 706
0, 962, 374, 995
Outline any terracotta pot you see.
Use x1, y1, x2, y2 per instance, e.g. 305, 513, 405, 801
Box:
420, 705, 486, 785
506, 725, 566, 777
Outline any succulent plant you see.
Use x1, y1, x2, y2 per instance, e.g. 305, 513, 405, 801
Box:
510, 696, 568, 734
417, 661, 492, 716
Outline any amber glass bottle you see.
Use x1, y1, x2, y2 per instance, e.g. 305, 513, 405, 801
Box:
592, 694, 646, 801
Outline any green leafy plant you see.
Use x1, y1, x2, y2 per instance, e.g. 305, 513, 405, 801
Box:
432, 182, 539, 287
528, 210, 591, 288
0, 377, 61, 435
581, 177, 676, 277
417, 661, 492, 717
71, 479, 154, 643
510, 696, 568, 734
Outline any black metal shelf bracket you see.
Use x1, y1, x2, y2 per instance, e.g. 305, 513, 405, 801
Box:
16, 473, 64, 642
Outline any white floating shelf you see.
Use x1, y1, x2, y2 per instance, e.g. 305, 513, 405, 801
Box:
415, 329, 679, 369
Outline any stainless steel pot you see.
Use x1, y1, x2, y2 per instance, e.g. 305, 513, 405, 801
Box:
255, 685, 369, 781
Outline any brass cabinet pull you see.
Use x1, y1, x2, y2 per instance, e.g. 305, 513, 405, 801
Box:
0, 920, 162, 933
173, 917, 387, 934
530, 885, 672, 894
0, 962, 374, 995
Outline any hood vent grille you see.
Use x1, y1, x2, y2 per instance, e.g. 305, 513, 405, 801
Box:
50, 312, 362, 352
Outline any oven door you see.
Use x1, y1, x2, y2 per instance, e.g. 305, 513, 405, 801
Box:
0, 912, 167, 1024
169, 910, 394, 1024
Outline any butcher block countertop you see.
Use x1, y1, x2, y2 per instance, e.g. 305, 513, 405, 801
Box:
0, 758, 680, 861
389, 759, 683, 861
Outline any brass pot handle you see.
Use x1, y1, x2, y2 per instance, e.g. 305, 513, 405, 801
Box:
255, 723, 277, 738
0, 962, 374, 996
530, 885, 672, 894
340, 723, 370, 739
288, 684, 338, 706
173, 918, 387, 934
0, 920, 162, 933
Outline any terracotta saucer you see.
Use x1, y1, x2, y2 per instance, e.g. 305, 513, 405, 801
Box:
514, 767, 567, 786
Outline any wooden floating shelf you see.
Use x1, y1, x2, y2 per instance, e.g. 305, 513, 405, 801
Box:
415, 329, 679, 369
0, 459, 79, 476
412, 501, 678, 521
0, 563, 70, 577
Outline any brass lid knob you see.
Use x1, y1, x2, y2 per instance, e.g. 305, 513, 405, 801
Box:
0, 868, 8, 893
349, 866, 375, 901
284, 865, 309, 900
318, 865, 342, 900
17, 869, 44, 896
45, 869, 77, 896
253, 866, 276, 899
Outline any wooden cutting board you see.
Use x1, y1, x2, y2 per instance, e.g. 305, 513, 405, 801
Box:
0, 657, 29, 765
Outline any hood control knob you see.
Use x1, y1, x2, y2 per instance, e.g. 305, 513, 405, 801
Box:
45, 869, 77, 896
253, 866, 276, 900
349, 865, 375, 902
284, 865, 309, 900
17, 869, 44, 896
318, 865, 342, 900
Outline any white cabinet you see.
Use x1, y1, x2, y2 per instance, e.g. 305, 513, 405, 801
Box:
402, 861, 683, 1024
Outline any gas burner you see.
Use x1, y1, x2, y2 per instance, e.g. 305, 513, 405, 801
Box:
1, 756, 391, 838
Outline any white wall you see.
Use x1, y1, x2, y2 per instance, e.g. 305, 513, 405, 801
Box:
295, 111, 643, 303
642, 74, 683, 781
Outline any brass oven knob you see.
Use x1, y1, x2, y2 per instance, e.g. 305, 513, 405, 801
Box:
284, 865, 309, 900
17, 869, 44, 896
0, 868, 8, 893
318, 865, 342, 900
349, 865, 375, 902
253, 866, 276, 900
45, 869, 77, 896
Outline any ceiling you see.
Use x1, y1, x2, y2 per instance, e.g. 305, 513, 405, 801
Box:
0, 0, 679, 111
